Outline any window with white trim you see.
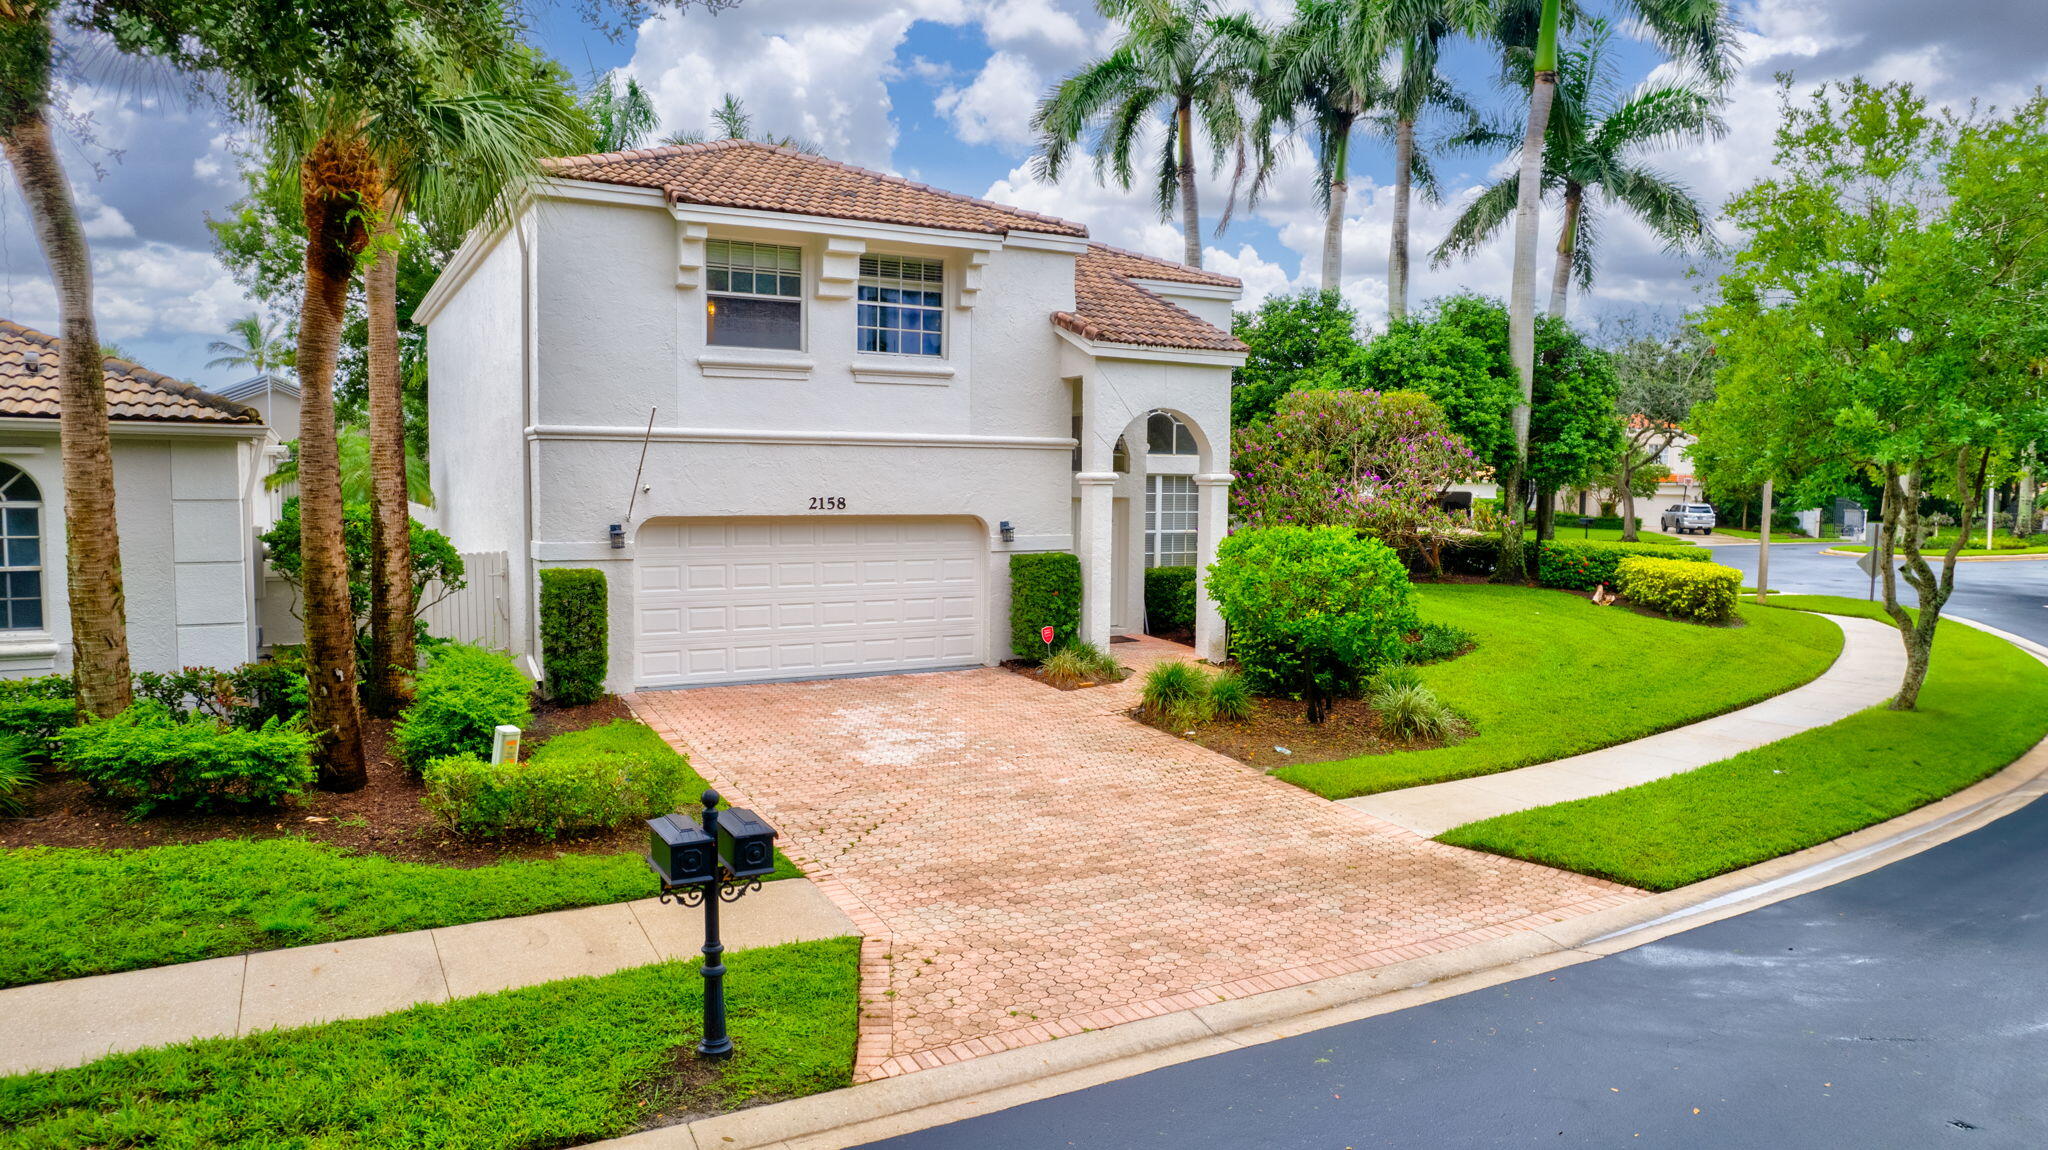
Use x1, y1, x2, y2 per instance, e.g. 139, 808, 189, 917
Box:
1145, 475, 1198, 568
706, 240, 803, 350
1147, 411, 1198, 456
0, 463, 43, 630
857, 255, 944, 356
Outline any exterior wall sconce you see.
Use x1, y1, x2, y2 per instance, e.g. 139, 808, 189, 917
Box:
999, 521, 1015, 543
609, 523, 626, 549
647, 790, 780, 1060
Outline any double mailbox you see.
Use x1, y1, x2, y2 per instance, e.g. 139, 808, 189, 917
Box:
648, 806, 778, 887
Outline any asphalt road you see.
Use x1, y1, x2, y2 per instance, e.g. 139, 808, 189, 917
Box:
858, 793, 2048, 1149
1707, 542, 2048, 646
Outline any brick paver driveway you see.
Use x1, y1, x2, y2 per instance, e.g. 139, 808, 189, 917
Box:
630, 639, 1637, 1080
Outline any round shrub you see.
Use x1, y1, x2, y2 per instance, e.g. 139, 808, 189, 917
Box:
394, 645, 534, 770
1207, 526, 1417, 723
53, 701, 314, 815
1615, 555, 1741, 623
422, 720, 696, 839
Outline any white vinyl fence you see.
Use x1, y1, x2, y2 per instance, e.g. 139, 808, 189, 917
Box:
421, 550, 512, 651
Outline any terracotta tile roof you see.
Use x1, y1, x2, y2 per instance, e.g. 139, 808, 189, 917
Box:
541, 139, 1089, 238
1052, 245, 1246, 353
0, 319, 262, 425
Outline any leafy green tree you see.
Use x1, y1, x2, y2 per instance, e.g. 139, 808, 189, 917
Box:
259, 497, 465, 655
1435, 18, 1723, 319
582, 73, 656, 151
1606, 320, 1714, 540
1034, 0, 1267, 268
1228, 289, 1367, 426
1700, 80, 2048, 708
1208, 526, 1417, 724
1480, 0, 1735, 581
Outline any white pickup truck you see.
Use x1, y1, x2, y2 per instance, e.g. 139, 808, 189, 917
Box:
1661, 503, 1718, 535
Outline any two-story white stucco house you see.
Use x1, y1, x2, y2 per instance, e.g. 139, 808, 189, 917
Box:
0, 319, 274, 677
416, 140, 1245, 692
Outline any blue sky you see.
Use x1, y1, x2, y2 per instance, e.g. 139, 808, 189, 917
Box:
1, 0, 2042, 387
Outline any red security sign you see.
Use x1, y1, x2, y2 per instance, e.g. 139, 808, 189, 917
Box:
1041, 626, 1055, 645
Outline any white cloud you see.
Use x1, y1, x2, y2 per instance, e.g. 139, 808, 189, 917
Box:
935, 51, 1042, 147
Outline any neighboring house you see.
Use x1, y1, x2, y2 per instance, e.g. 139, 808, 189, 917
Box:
215, 372, 301, 436
417, 140, 1245, 692
0, 319, 274, 677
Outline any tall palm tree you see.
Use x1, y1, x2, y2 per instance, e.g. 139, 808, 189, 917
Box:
1256, 0, 1390, 291
1433, 20, 1723, 319
659, 92, 821, 152
582, 72, 656, 151
206, 313, 295, 374
358, 39, 587, 715
1034, 0, 1267, 269
1383, 0, 1488, 320
1484, 0, 1734, 581
0, 2, 133, 717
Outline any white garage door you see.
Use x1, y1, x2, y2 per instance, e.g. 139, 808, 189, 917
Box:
634, 517, 984, 688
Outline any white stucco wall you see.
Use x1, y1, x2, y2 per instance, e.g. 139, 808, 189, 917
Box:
421, 182, 1239, 689
0, 426, 264, 679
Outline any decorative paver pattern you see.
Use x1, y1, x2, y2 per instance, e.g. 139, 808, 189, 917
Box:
628, 639, 1638, 1082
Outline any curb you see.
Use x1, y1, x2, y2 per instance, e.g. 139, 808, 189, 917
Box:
581, 722, 2048, 1150
1818, 547, 2048, 562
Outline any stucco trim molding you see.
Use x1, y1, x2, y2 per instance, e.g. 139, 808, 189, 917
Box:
528, 425, 1078, 453
849, 360, 955, 387
0, 631, 60, 664
696, 352, 816, 381
0, 418, 267, 440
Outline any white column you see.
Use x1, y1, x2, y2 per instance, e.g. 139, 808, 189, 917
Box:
1076, 472, 1119, 650
1192, 472, 1232, 663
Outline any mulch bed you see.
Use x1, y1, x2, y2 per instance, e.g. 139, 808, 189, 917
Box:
0, 695, 645, 866
999, 659, 1129, 691
1132, 695, 1447, 772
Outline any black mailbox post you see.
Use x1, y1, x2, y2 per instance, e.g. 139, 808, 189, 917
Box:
645, 789, 779, 1060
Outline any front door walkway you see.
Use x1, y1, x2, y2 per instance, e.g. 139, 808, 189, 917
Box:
629, 639, 1637, 1081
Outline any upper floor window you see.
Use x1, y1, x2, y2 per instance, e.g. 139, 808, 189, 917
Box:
857, 255, 944, 356
706, 240, 802, 351
0, 463, 42, 630
1147, 411, 1198, 456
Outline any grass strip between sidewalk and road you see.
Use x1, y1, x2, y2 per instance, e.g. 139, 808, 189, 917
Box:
0, 837, 801, 990
1274, 584, 1845, 800
1438, 596, 2048, 891
0, 936, 860, 1150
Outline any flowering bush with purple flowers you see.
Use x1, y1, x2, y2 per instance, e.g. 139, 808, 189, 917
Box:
1231, 389, 1480, 572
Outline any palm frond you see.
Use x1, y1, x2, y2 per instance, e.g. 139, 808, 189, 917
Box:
1431, 174, 1520, 267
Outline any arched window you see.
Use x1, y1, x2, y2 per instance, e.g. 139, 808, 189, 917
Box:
0, 463, 42, 630
1146, 411, 1199, 456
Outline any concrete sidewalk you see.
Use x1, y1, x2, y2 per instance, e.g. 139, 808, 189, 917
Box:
1346, 613, 1905, 836
0, 876, 856, 1077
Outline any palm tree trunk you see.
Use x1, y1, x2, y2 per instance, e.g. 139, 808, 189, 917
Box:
1388, 117, 1415, 321
1548, 183, 1581, 319
1321, 118, 1350, 292
2017, 448, 2039, 536
1175, 97, 1202, 268
297, 135, 376, 791
1494, 0, 1561, 585
365, 191, 415, 717
1, 104, 134, 718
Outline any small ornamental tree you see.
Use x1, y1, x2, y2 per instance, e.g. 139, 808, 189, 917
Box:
1228, 289, 1369, 426
1232, 388, 1478, 571
261, 497, 465, 657
1206, 526, 1417, 723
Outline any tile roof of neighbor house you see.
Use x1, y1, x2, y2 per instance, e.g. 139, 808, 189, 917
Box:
539, 141, 1243, 353
1053, 245, 1247, 353
541, 139, 1090, 238
0, 319, 262, 425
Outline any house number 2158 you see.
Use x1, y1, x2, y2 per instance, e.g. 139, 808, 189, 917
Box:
808, 496, 847, 510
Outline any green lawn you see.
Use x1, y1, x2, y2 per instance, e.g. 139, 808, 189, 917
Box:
0, 837, 801, 989
0, 937, 859, 1150
1273, 584, 1845, 799
1832, 539, 2048, 557
1713, 527, 1816, 541
1526, 527, 1694, 546
1439, 596, 2048, 890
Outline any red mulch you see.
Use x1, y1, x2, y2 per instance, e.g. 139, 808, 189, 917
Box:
0, 695, 644, 865
1132, 695, 1447, 772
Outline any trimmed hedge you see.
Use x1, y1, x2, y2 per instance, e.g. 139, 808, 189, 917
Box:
1616, 555, 1741, 623
394, 645, 534, 770
538, 568, 608, 705
422, 720, 696, 839
1536, 539, 1713, 591
1010, 552, 1082, 659
1143, 566, 1197, 636
53, 701, 314, 815
0, 675, 76, 743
